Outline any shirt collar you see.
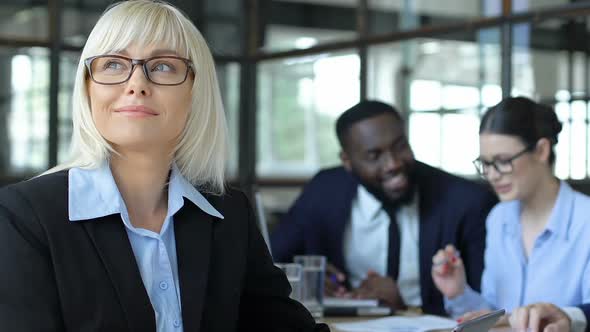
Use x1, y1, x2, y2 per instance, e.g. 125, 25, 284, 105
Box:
68, 162, 223, 222
357, 185, 383, 221
501, 200, 521, 236
544, 181, 574, 239
502, 181, 574, 239
356, 184, 419, 221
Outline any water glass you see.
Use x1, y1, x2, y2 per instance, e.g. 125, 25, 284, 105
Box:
275, 263, 303, 302
294, 255, 326, 318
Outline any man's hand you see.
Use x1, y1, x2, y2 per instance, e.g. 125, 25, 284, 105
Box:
352, 270, 405, 310
509, 303, 571, 332
324, 263, 349, 297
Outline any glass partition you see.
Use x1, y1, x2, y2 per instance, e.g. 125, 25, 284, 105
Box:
0, 1, 49, 40
511, 16, 590, 179
257, 50, 360, 177
368, 0, 502, 35
216, 62, 241, 180
0, 47, 50, 175
368, 29, 502, 176
262, 0, 358, 52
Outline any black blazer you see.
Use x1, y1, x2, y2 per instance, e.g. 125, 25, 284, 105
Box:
0, 170, 328, 332
271, 162, 498, 316
580, 304, 590, 332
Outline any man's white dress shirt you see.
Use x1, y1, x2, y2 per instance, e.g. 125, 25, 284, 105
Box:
343, 185, 422, 306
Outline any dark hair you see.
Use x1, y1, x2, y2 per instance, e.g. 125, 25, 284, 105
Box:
336, 100, 403, 148
480, 96, 562, 164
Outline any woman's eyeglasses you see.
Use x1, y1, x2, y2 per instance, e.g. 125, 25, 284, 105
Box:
84, 55, 193, 86
473, 144, 535, 177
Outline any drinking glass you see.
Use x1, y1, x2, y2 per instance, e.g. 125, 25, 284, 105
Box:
294, 255, 326, 318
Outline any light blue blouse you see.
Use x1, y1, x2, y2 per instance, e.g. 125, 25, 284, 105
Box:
446, 181, 590, 317
68, 163, 223, 332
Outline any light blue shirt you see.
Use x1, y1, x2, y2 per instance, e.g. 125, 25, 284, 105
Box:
68, 163, 223, 332
446, 181, 590, 317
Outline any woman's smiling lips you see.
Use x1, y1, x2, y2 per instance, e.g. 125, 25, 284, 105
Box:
114, 105, 159, 117
494, 183, 512, 194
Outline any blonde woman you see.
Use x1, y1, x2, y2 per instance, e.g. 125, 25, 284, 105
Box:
0, 1, 327, 331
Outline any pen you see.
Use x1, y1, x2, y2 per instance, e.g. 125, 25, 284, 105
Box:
329, 273, 339, 285
433, 251, 461, 267
328, 273, 349, 295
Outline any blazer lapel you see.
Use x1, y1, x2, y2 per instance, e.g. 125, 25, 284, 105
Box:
174, 199, 214, 332
415, 164, 443, 307
83, 215, 155, 332
328, 171, 358, 272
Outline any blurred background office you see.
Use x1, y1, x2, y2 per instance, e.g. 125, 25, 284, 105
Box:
1, 0, 590, 224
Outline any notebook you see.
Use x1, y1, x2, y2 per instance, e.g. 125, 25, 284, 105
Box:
332, 310, 506, 332
332, 315, 456, 332
324, 297, 391, 317
324, 297, 379, 308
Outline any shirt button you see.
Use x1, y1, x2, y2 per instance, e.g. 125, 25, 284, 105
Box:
173, 319, 181, 327
159, 281, 169, 290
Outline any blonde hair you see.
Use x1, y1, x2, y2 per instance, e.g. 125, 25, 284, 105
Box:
47, 0, 228, 194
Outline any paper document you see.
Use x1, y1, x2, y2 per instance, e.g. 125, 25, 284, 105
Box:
332, 315, 456, 332
324, 297, 378, 307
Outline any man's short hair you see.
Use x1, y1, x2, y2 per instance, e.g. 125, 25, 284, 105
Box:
335, 100, 403, 148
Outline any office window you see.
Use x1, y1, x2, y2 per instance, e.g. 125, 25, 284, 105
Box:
511, 0, 570, 13
216, 62, 240, 179
0, 47, 50, 175
205, 0, 243, 56
60, 3, 104, 47
262, 0, 357, 52
552, 99, 590, 181
407, 81, 484, 176
511, 17, 590, 179
57, 52, 79, 163
0, 1, 49, 40
264, 25, 356, 53
257, 51, 360, 177
368, 29, 502, 176
368, 0, 501, 36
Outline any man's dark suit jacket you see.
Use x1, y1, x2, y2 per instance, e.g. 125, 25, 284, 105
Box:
271, 161, 498, 316
0, 170, 328, 332
580, 304, 590, 332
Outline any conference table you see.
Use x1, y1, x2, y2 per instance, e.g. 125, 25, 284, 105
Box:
321, 314, 519, 332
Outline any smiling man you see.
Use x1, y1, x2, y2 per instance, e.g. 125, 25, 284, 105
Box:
271, 100, 498, 315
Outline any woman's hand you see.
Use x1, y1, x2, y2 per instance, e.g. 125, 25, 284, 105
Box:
431, 244, 466, 299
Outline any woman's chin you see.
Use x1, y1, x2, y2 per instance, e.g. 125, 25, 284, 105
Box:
497, 190, 518, 202
109, 138, 163, 153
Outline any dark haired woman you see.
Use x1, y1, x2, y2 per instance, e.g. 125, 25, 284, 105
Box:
431, 97, 590, 321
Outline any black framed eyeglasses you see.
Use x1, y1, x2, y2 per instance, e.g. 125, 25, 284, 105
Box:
473, 144, 536, 177
84, 55, 194, 86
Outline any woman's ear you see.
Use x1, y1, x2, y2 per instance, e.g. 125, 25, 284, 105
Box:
534, 138, 552, 164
